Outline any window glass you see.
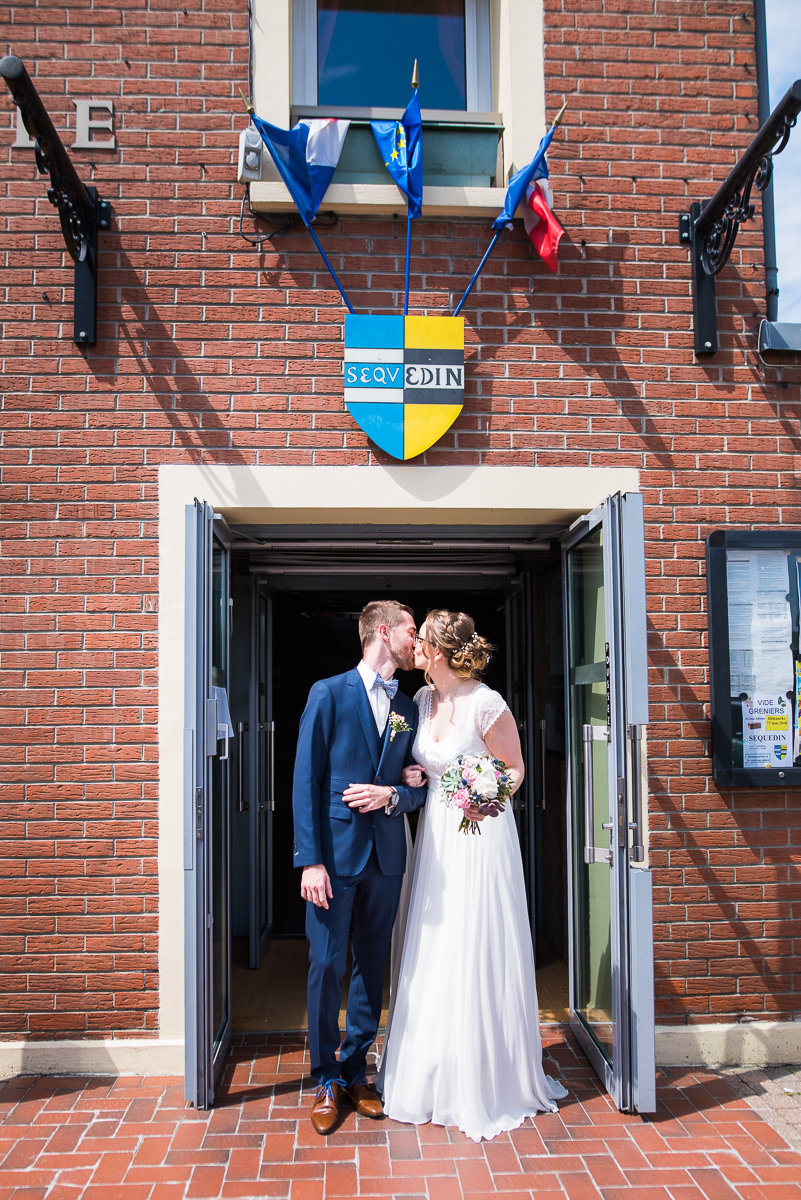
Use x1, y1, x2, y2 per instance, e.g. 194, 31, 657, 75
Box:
766, 0, 800, 320
318, 0, 466, 110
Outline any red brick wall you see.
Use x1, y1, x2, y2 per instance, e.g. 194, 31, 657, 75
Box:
1, 0, 799, 1039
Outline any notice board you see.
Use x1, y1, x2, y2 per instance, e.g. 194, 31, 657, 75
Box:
706, 530, 801, 787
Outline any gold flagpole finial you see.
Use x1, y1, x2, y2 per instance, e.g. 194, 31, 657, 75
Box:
411, 59, 419, 89
239, 87, 255, 116
552, 99, 568, 128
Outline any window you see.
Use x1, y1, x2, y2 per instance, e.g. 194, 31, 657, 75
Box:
318, 1, 467, 110
765, 0, 800, 322
293, 0, 491, 113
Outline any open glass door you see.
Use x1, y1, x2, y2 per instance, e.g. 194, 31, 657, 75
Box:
184, 502, 233, 1108
248, 581, 274, 967
563, 492, 655, 1113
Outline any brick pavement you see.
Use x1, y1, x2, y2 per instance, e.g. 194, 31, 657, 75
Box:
1, 1031, 800, 1199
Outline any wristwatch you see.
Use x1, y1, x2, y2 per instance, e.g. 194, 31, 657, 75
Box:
385, 786, 399, 815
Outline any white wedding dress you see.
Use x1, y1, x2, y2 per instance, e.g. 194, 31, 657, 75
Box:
378, 683, 567, 1143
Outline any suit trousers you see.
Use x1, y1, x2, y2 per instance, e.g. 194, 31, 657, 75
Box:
306, 846, 403, 1085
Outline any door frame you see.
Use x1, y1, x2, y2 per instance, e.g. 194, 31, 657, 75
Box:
168, 467, 640, 1100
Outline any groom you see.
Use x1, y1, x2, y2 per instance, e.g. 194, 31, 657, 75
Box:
292, 599, 427, 1134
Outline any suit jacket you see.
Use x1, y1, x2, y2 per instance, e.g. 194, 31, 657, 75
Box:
292, 668, 427, 877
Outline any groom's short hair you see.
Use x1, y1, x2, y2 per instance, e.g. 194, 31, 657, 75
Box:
359, 599, 414, 649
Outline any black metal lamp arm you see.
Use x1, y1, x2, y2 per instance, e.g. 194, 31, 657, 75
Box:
678, 79, 801, 356
695, 80, 801, 278
1, 54, 110, 344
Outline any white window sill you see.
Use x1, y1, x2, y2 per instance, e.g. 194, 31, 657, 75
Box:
248, 182, 503, 219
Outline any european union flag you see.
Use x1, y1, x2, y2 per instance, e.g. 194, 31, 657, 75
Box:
371, 91, 422, 218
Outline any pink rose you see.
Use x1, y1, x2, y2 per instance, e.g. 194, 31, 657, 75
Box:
462, 767, 478, 785
451, 789, 471, 810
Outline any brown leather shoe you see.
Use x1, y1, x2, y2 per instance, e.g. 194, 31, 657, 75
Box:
310, 1079, 343, 1134
345, 1077, 383, 1118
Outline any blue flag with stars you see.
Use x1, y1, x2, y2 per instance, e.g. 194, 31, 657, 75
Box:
371, 91, 423, 218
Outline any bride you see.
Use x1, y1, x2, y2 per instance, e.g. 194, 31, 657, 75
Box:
378, 609, 567, 1142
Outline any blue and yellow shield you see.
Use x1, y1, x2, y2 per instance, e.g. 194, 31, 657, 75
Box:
344, 315, 464, 460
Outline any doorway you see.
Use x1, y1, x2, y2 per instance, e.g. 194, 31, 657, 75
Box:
226, 548, 571, 1034
183, 504, 654, 1112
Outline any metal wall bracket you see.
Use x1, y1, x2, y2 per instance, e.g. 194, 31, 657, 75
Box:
679, 79, 801, 357
1, 55, 110, 346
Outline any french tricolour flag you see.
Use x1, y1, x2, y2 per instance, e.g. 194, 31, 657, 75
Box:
492, 129, 563, 272
522, 178, 563, 273
251, 116, 350, 226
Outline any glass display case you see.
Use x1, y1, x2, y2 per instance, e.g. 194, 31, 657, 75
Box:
706, 530, 801, 787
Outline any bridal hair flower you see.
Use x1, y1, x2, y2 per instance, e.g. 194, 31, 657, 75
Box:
458, 632, 480, 653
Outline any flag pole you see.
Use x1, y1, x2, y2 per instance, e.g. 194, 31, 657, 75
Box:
404, 210, 412, 316
404, 59, 419, 316
453, 229, 502, 316
307, 224, 355, 315
451, 99, 568, 317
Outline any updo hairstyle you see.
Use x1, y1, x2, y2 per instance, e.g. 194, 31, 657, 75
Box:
423, 610, 495, 682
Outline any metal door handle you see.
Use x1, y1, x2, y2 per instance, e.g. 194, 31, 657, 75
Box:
582, 723, 611, 864
267, 720, 275, 812
237, 721, 248, 812
261, 715, 276, 811
628, 723, 645, 862
219, 727, 229, 761
539, 718, 546, 809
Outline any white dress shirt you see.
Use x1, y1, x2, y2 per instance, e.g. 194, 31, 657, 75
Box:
356, 660, 390, 735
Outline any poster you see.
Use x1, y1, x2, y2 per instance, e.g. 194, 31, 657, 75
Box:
726, 550, 792, 697
742, 694, 791, 768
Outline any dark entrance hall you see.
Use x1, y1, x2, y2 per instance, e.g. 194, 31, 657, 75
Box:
225, 532, 570, 1034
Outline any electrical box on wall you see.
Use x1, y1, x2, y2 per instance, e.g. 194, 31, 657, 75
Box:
706, 529, 801, 787
237, 126, 263, 183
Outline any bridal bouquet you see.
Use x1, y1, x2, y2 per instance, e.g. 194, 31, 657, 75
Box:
438, 754, 514, 835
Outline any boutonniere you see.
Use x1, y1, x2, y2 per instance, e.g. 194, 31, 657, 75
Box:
388, 711, 412, 741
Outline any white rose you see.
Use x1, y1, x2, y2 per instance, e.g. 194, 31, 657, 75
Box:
472, 772, 499, 800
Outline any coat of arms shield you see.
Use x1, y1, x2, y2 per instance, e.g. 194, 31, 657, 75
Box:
344, 314, 464, 460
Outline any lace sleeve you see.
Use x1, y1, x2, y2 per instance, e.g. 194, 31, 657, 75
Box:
475, 687, 511, 738
413, 686, 430, 710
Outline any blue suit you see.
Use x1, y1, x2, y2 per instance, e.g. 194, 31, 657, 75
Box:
292, 668, 426, 1084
